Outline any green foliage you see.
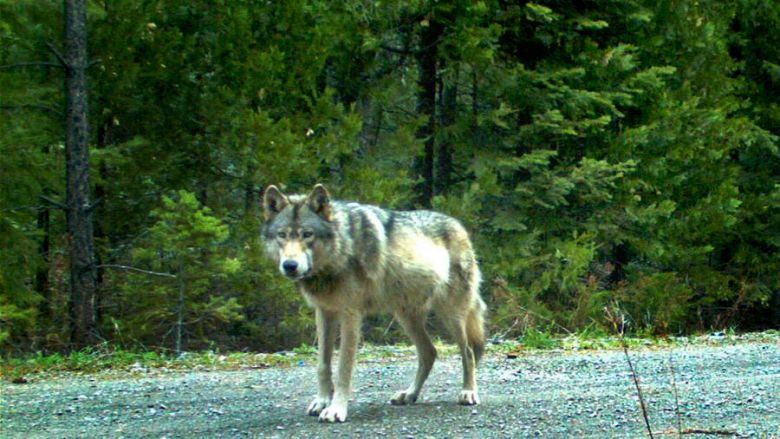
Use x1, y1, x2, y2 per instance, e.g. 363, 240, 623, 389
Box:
2, 0, 780, 353
614, 271, 694, 334
111, 191, 241, 351
521, 326, 562, 350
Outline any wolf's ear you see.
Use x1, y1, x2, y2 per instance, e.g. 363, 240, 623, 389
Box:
263, 185, 288, 220
307, 184, 332, 220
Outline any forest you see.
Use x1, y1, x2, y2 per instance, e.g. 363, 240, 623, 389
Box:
1, 0, 779, 355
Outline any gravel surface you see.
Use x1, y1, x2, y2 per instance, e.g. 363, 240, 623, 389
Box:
2, 342, 779, 438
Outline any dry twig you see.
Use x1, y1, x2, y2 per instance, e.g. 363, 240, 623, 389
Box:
604, 305, 654, 439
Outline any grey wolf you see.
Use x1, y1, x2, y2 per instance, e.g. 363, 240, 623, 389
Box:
262, 184, 486, 423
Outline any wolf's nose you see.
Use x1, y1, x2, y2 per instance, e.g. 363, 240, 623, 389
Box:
282, 260, 299, 273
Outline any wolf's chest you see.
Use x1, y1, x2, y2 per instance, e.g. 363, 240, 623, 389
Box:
298, 273, 382, 312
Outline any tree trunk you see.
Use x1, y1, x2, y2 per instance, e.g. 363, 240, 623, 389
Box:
64, 0, 97, 348
435, 64, 458, 195
414, 19, 442, 208
35, 170, 51, 321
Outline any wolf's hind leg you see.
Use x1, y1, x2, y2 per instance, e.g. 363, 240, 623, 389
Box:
308, 307, 337, 416
443, 312, 480, 405
390, 311, 437, 405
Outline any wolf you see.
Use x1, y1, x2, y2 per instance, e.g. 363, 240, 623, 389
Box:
262, 184, 486, 423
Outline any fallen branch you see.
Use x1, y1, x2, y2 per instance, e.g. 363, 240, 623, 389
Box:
656, 428, 743, 437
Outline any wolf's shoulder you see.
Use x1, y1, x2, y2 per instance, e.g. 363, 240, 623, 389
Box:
332, 200, 463, 235
333, 200, 455, 221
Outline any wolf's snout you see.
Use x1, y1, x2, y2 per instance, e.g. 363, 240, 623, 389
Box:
282, 260, 299, 274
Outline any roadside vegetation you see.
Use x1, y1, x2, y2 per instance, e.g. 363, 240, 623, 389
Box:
4, 330, 777, 382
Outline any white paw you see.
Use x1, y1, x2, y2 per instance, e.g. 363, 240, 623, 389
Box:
318, 403, 348, 423
307, 396, 330, 416
390, 390, 418, 405
459, 390, 480, 405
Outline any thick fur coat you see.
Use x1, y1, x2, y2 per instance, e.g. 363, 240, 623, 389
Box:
262, 184, 486, 422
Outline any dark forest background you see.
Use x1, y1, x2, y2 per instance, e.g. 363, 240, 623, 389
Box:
2, 0, 780, 354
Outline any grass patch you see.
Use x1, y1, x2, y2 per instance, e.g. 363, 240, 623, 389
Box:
489, 328, 780, 356
3, 330, 777, 381
0, 343, 315, 381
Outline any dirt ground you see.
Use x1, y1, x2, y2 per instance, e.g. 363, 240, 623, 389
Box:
2, 341, 778, 438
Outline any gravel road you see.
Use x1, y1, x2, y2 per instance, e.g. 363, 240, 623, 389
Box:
2, 341, 778, 438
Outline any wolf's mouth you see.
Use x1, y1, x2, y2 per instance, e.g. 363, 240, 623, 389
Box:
286, 269, 312, 281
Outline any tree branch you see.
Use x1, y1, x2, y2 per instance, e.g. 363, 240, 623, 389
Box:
0, 204, 48, 212
96, 264, 177, 278
87, 197, 103, 212
45, 40, 68, 67
379, 36, 442, 56
0, 61, 63, 71
380, 43, 422, 55
1, 104, 64, 118
40, 195, 67, 210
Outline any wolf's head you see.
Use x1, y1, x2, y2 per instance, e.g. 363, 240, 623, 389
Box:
261, 184, 336, 280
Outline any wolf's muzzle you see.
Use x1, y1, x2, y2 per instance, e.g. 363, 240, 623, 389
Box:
282, 260, 299, 275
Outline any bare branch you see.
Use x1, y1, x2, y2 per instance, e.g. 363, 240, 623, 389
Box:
379, 36, 442, 56
379, 43, 421, 55
655, 428, 742, 437
40, 195, 68, 210
0, 61, 63, 71
45, 40, 68, 67
96, 264, 177, 278
87, 197, 103, 212
1, 104, 64, 118
604, 306, 654, 439
0, 204, 48, 212
88, 58, 103, 69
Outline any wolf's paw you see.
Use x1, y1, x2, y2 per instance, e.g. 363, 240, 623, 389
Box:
390, 390, 418, 405
307, 396, 330, 416
318, 403, 348, 423
459, 390, 480, 405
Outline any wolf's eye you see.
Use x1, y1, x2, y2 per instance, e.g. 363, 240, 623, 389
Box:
277, 231, 287, 239
302, 231, 314, 239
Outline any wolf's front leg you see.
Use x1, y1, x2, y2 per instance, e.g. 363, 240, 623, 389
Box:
308, 307, 337, 416
319, 310, 361, 423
